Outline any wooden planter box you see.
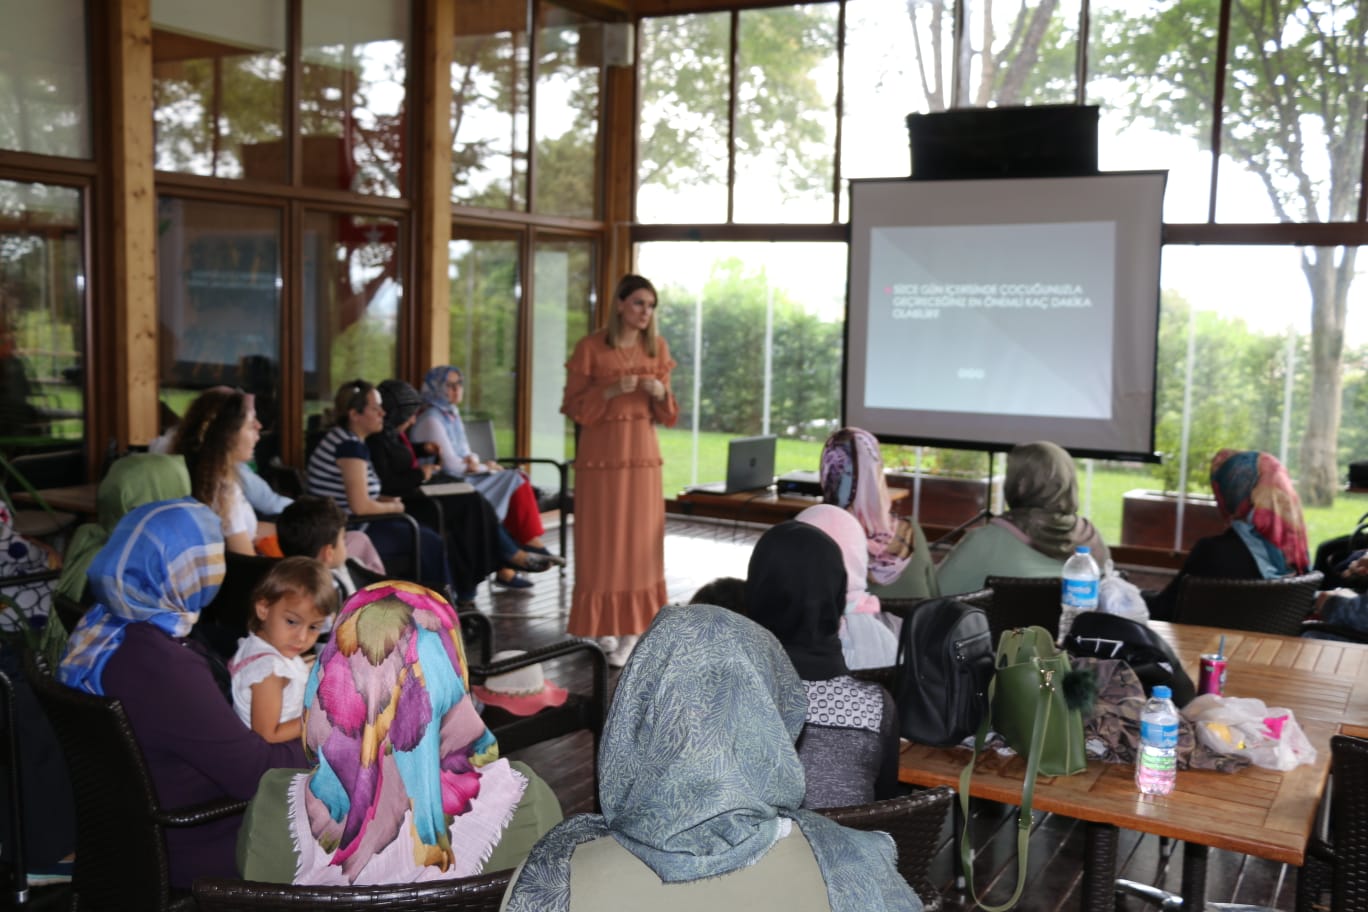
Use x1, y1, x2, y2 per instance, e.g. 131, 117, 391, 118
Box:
886, 472, 1003, 529
1119, 489, 1226, 551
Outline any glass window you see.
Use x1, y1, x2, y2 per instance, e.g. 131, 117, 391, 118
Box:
452, 5, 529, 209
156, 198, 282, 439
447, 235, 520, 449
637, 13, 730, 224
733, 6, 840, 223
300, 211, 403, 426
532, 4, 601, 218
0, 0, 90, 158
0, 180, 86, 449
300, 0, 409, 196
151, 0, 288, 180
637, 241, 846, 497
959, 0, 1080, 106
531, 235, 593, 488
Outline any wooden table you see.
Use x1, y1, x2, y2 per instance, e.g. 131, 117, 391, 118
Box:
15, 483, 98, 518
899, 622, 1368, 911
672, 485, 907, 525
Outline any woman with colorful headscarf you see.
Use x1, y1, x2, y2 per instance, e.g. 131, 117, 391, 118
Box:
819, 428, 938, 601
500, 604, 919, 911
936, 440, 1110, 595
236, 582, 562, 883
745, 522, 901, 810
58, 498, 305, 887
795, 503, 900, 670
1146, 449, 1310, 620
410, 365, 553, 555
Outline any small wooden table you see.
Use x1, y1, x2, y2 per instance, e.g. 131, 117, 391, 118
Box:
899, 622, 1368, 911
672, 485, 907, 525
15, 483, 98, 519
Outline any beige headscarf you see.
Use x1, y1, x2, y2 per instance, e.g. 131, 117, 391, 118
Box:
1000, 441, 1109, 564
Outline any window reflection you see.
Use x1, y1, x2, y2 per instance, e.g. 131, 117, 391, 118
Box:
152, 0, 288, 180
452, 7, 529, 209
532, 4, 601, 218
301, 211, 402, 425
0, 0, 90, 158
0, 180, 86, 448
300, 0, 409, 196
156, 197, 282, 454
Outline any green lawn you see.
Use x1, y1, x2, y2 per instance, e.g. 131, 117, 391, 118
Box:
656, 428, 1366, 554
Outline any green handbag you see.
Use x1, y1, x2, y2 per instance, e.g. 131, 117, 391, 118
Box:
957, 626, 1092, 911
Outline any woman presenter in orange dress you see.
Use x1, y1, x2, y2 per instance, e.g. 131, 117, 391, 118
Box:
561, 275, 678, 667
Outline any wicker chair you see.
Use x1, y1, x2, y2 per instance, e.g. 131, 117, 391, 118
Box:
22, 651, 247, 912
982, 575, 1062, 643
816, 786, 954, 910
1172, 571, 1323, 636
1298, 734, 1368, 912
192, 869, 513, 912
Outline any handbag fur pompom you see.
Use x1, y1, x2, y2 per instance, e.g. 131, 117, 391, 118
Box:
1062, 667, 1098, 713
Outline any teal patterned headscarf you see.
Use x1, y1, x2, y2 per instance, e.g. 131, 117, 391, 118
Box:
504, 605, 922, 912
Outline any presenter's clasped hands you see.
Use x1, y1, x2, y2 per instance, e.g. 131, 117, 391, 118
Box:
603, 374, 666, 401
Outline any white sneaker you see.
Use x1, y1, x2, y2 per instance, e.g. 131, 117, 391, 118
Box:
607, 634, 639, 668
595, 636, 619, 655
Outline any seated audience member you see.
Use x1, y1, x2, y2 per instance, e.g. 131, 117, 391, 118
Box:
795, 504, 900, 669
1146, 448, 1310, 621
501, 604, 919, 912
369, 379, 544, 599
819, 428, 938, 600
229, 557, 339, 744
58, 498, 305, 888
305, 379, 452, 594
277, 495, 381, 599
236, 582, 563, 883
410, 365, 556, 558
237, 461, 385, 574
0, 500, 61, 629
745, 522, 900, 809
689, 576, 746, 613
173, 387, 274, 556
936, 440, 1110, 595
56, 452, 191, 605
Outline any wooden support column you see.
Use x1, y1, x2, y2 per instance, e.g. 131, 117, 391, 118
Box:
600, 45, 637, 326
97, 0, 159, 447
413, 0, 456, 378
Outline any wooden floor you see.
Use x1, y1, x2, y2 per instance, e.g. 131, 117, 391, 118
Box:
498, 514, 1304, 911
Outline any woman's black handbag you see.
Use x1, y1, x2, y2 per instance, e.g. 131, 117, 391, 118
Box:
1063, 611, 1196, 707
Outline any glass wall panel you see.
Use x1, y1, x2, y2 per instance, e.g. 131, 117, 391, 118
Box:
452, 6, 529, 209
0, 0, 90, 158
530, 235, 593, 487
152, 0, 287, 181
300, 0, 409, 196
156, 197, 282, 454
447, 235, 520, 454
637, 241, 846, 497
958, 0, 1080, 106
532, 4, 601, 218
0, 180, 85, 449
733, 6, 840, 223
1213, 0, 1363, 224
300, 211, 402, 428
637, 14, 730, 224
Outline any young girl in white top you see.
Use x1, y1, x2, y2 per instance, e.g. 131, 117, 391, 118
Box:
229, 557, 339, 743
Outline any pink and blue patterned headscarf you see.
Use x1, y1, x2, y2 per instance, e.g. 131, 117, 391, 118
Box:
59, 498, 225, 694
1209, 449, 1309, 577
820, 427, 910, 586
291, 581, 525, 884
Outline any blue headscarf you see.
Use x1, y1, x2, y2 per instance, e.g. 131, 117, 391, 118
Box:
420, 365, 470, 461
58, 498, 225, 695
504, 605, 922, 912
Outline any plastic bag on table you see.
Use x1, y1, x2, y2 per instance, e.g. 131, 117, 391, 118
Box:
1182, 693, 1317, 771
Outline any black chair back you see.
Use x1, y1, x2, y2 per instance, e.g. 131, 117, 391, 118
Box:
192, 869, 512, 911
983, 576, 1061, 644
1173, 571, 1322, 636
816, 786, 954, 911
198, 551, 280, 660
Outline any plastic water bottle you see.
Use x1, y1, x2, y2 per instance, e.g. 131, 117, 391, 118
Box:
1058, 545, 1100, 640
1135, 684, 1179, 796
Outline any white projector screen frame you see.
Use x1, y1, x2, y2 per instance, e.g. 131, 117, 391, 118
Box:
844, 172, 1166, 461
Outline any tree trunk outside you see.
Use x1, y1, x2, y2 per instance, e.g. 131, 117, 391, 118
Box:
1297, 247, 1354, 507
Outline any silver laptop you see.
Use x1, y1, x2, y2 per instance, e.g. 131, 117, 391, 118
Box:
687, 435, 777, 495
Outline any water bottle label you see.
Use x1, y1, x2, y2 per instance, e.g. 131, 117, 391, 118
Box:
1062, 578, 1099, 609
1140, 719, 1178, 749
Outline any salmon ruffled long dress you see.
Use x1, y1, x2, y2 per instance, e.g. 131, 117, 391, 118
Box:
561, 330, 679, 637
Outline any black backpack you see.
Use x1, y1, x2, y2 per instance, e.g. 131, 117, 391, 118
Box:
894, 597, 995, 746
1063, 611, 1197, 707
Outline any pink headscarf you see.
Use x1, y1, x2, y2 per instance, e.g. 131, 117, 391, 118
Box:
819, 427, 910, 586
795, 504, 881, 615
